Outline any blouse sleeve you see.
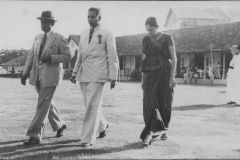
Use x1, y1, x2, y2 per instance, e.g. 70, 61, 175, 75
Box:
166, 34, 174, 47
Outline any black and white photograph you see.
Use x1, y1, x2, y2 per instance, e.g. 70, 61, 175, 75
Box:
0, 0, 240, 159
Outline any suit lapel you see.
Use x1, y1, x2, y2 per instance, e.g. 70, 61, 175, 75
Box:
41, 32, 56, 58
87, 29, 99, 53
35, 34, 43, 58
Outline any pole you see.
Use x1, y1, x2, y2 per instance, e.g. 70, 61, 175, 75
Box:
222, 53, 226, 80
210, 43, 214, 67
203, 53, 207, 79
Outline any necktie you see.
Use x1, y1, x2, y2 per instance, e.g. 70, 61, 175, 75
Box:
88, 27, 94, 44
38, 33, 47, 59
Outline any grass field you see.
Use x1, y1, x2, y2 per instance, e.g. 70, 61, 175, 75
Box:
0, 78, 240, 159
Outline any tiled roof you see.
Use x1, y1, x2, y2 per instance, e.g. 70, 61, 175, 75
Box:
116, 21, 240, 55
1, 53, 29, 65
4, 21, 240, 65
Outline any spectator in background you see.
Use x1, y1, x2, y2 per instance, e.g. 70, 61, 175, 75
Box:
183, 68, 189, 83
215, 62, 221, 79
193, 66, 198, 85
227, 44, 240, 106
208, 64, 214, 85
198, 68, 203, 79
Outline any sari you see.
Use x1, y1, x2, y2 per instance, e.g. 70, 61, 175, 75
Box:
140, 32, 174, 140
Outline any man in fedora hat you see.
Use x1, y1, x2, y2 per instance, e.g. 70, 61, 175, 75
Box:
21, 10, 71, 145
71, 7, 119, 147
227, 44, 240, 106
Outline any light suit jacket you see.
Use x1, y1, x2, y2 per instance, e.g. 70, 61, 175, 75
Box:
23, 32, 71, 87
72, 25, 119, 82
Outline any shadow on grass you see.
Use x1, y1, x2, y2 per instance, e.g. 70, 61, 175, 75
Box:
0, 139, 81, 154
173, 104, 237, 111
0, 136, 55, 146
0, 136, 56, 146
0, 139, 144, 159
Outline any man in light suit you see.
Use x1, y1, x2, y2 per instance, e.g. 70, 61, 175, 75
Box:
21, 11, 71, 145
71, 7, 119, 147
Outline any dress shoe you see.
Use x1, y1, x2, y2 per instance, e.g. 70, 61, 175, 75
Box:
80, 143, 93, 148
98, 124, 109, 138
56, 124, 67, 138
227, 101, 236, 105
23, 137, 40, 146
160, 133, 167, 140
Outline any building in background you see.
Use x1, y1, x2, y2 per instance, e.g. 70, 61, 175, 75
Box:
2, 22, 240, 84
0, 50, 28, 75
115, 21, 240, 83
164, 7, 231, 29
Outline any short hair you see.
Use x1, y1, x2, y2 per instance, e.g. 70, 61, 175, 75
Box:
145, 17, 158, 27
88, 7, 101, 16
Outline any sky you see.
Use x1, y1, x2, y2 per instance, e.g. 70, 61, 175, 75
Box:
0, 1, 240, 50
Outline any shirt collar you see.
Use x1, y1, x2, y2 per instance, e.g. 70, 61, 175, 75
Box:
44, 31, 52, 38
91, 24, 101, 31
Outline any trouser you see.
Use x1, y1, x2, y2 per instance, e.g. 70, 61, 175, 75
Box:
26, 80, 64, 140
79, 82, 108, 145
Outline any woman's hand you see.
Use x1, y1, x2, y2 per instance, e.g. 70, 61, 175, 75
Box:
170, 75, 177, 88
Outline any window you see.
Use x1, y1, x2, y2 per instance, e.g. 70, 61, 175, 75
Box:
119, 56, 124, 70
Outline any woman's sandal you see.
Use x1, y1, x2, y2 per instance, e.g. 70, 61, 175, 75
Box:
160, 133, 167, 140
142, 134, 152, 146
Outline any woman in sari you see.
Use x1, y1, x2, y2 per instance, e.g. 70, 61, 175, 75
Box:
140, 17, 177, 146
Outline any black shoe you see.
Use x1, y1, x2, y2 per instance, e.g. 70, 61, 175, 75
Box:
23, 137, 40, 146
160, 133, 167, 140
56, 124, 67, 138
152, 135, 160, 139
98, 124, 109, 139
227, 101, 236, 105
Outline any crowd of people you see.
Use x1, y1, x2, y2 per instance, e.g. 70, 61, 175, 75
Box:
181, 62, 222, 85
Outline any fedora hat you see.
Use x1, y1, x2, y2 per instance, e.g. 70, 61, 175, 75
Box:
37, 11, 56, 21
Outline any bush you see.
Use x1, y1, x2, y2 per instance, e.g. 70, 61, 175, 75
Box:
130, 69, 142, 81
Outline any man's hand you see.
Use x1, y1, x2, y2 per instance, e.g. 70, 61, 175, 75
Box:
41, 55, 52, 64
110, 80, 116, 89
70, 76, 76, 84
170, 75, 177, 88
21, 74, 27, 86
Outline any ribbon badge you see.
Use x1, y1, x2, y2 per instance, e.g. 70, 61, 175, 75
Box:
98, 34, 103, 44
